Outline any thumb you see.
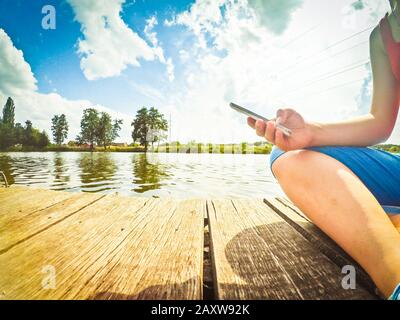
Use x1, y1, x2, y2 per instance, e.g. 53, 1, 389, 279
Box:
277, 109, 291, 124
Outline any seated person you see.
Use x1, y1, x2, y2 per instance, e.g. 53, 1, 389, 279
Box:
247, 0, 400, 299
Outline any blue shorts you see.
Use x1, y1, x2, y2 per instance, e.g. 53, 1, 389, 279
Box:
270, 146, 400, 214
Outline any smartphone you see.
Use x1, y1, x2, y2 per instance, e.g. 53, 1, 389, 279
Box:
230, 102, 292, 137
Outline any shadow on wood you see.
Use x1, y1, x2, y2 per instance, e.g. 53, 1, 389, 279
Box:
86, 277, 201, 300
220, 223, 377, 300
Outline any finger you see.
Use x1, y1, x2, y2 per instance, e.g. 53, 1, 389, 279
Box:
247, 117, 256, 129
275, 128, 287, 151
255, 120, 266, 137
265, 121, 276, 144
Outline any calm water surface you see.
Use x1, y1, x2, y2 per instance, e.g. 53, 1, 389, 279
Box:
0, 152, 284, 198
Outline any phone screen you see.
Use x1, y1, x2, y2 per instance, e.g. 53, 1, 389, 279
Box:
229, 102, 292, 136
229, 103, 269, 122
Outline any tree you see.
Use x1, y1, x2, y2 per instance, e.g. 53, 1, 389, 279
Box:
21, 121, 49, 148
38, 130, 50, 148
112, 118, 123, 143
0, 123, 15, 149
148, 107, 168, 148
0, 97, 16, 149
0, 98, 50, 150
131, 107, 168, 152
96, 112, 123, 150
77, 108, 122, 150
14, 123, 25, 144
51, 114, 69, 145
3, 97, 15, 128
77, 108, 100, 150
24, 120, 34, 146
132, 107, 149, 152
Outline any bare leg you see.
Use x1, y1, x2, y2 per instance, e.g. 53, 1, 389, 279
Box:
272, 149, 400, 298
389, 215, 400, 233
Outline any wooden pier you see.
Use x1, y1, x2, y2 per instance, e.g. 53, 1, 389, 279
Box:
0, 186, 380, 300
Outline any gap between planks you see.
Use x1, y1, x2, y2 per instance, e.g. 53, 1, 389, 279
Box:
206, 198, 377, 300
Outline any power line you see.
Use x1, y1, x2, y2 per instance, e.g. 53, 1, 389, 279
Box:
275, 59, 369, 99
294, 77, 366, 100
280, 40, 369, 76
316, 26, 373, 52
264, 24, 321, 65
281, 24, 321, 48
278, 26, 374, 74
261, 26, 374, 104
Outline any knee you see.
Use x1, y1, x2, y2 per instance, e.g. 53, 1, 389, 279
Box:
271, 149, 312, 182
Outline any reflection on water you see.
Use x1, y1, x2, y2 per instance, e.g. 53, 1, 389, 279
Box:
132, 154, 170, 193
78, 153, 118, 193
52, 153, 70, 189
0, 152, 284, 198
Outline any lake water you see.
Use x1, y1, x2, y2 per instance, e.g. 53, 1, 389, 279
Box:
0, 152, 284, 198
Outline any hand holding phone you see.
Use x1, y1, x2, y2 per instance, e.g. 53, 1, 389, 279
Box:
230, 102, 292, 137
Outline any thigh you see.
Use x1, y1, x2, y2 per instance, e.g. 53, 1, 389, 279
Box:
271, 146, 400, 210
271, 149, 395, 244
271, 149, 400, 298
388, 214, 400, 232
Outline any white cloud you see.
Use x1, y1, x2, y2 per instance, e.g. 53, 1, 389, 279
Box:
144, 16, 159, 46
144, 15, 175, 82
68, 0, 174, 82
179, 49, 190, 63
0, 28, 132, 142
3, 92, 133, 144
165, 58, 175, 82
161, 0, 400, 144
248, 0, 304, 34
0, 29, 37, 95
2, 0, 398, 145
350, 0, 389, 20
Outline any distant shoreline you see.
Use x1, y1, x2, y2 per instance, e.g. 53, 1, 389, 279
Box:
0, 143, 399, 155
0, 144, 273, 155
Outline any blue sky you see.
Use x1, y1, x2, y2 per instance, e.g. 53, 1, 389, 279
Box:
0, 0, 398, 143
0, 0, 190, 110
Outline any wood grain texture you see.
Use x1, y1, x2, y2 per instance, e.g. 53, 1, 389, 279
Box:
0, 191, 104, 253
264, 198, 380, 298
207, 198, 376, 300
0, 189, 204, 300
0, 186, 380, 300
0, 186, 74, 225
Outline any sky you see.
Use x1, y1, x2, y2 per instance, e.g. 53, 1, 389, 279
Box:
0, 0, 398, 144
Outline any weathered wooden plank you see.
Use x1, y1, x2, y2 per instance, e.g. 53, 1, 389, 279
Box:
80, 199, 205, 300
0, 187, 74, 226
0, 187, 8, 194
276, 197, 312, 222
0, 185, 47, 201
0, 192, 104, 253
0, 193, 204, 300
264, 198, 380, 298
207, 198, 376, 300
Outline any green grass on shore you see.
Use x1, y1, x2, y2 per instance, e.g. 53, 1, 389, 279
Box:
1, 143, 399, 155
1, 143, 273, 154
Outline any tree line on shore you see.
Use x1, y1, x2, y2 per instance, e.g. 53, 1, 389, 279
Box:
1, 97, 399, 154
0, 97, 49, 150
0, 97, 169, 151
